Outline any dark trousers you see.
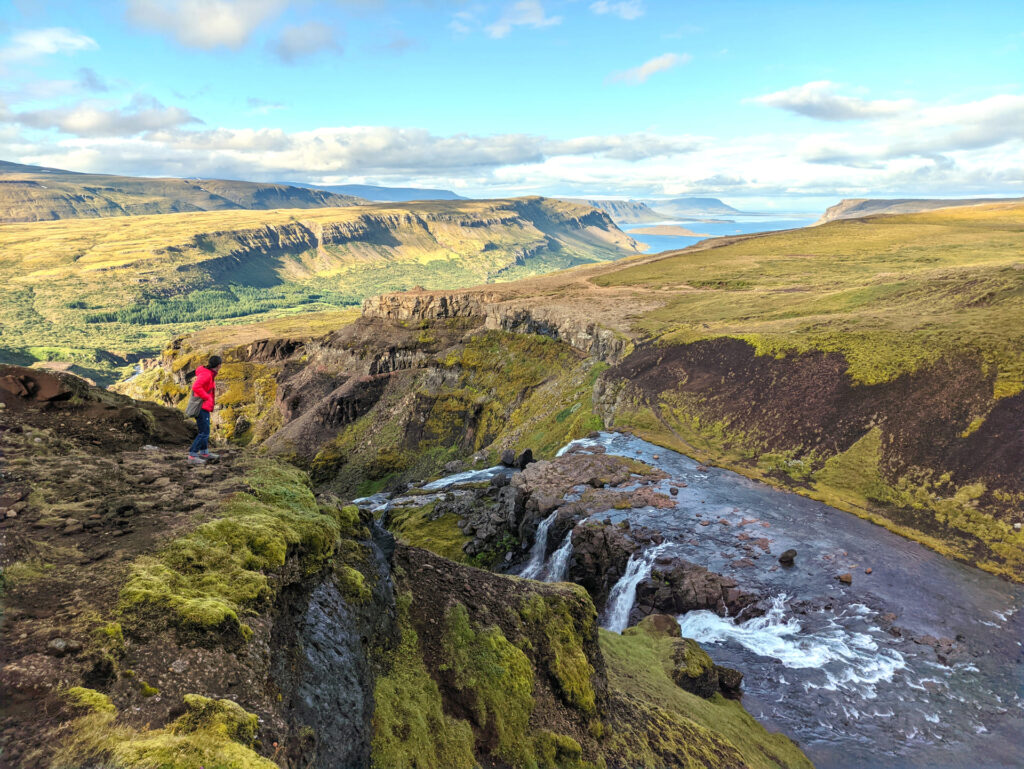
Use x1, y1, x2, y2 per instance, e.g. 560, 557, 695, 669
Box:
189, 409, 210, 455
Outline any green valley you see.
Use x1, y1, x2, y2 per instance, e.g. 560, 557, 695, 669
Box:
0, 197, 639, 383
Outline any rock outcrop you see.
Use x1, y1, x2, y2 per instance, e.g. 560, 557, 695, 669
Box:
363, 289, 632, 363
630, 555, 760, 624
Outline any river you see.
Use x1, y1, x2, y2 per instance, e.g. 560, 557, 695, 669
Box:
550, 432, 1024, 769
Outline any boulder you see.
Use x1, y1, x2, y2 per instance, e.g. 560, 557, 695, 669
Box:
837, 573, 853, 585
778, 548, 797, 566
514, 449, 534, 469
715, 665, 744, 699
670, 638, 718, 698
630, 556, 758, 624
635, 613, 682, 638
566, 520, 661, 609
500, 449, 516, 467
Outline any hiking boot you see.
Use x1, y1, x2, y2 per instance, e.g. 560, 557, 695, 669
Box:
200, 450, 220, 461
187, 454, 207, 466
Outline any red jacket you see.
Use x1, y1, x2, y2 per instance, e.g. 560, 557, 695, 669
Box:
192, 366, 217, 412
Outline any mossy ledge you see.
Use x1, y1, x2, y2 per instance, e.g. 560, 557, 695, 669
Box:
117, 456, 362, 646
49, 689, 275, 769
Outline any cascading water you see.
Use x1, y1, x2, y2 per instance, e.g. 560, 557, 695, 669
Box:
520, 512, 557, 580
602, 543, 670, 633
677, 595, 906, 696
545, 531, 573, 582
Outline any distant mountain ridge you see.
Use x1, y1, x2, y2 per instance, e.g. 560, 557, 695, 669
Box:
562, 198, 665, 223
287, 181, 466, 202
817, 196, 1024, 224
641, 197, 741, 217
0, 161, 365, 223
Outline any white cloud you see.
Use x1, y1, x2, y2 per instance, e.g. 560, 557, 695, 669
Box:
486, 1, 562, 39
609, 52, 690, 84
0, 28, 98, 62
4, 88, 1023, 202
126, 0, 287, 49
755, 81, 914, 121
589, 1, 644, 20
5, 97, 201, 137
270, 21, 343, 63
798, 93, 1024, 165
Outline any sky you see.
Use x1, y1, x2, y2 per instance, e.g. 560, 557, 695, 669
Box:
1, 0, 1023, 210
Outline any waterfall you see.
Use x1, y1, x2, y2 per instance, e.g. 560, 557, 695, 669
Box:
602, 543, 669, 633
520, 512, 557, 580
544, 530, 573, 582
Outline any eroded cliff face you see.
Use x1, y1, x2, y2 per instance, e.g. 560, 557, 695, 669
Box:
363, 289, 631, 363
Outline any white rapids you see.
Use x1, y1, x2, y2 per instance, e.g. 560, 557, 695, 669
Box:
677, 594, 906, 698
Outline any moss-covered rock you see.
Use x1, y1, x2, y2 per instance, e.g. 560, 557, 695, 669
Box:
441, 602, 536, 767
371, 594, 477, 769
117, 456, 344, 645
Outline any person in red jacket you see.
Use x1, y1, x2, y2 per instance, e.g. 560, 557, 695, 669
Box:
188, 355, 221, 465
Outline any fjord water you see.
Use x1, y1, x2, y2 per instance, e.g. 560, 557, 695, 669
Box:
556, 433, 1024, 769
622, 214, 818, 253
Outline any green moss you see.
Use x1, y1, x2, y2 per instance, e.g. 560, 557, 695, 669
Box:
53, 692, 275, 769
371, 593, 477, 769
518, 593, 597, 714
441, 602, 536, 767
599, 628, 812, 769
338, 565, 371, 604
673, 638, 714, 681
533, 730, 586, 769
387, 502, 472, 564
118, 456, 343, 644
64, 686, 116, 715
812, 428, 894, 508
139, 682, 159, 698
172, 694, 260, 744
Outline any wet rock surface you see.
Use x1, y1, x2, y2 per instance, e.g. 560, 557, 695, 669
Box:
630, 555, 760, 625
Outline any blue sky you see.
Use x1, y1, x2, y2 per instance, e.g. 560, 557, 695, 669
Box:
1, 0, 1023, 209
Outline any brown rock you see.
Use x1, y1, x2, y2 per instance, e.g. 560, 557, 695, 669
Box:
838, 573, 853, 585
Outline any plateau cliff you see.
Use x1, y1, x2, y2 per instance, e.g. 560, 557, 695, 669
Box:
0, 161, 365, 224
815, 195, 1024, 223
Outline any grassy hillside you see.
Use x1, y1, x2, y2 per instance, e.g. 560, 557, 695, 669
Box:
587, 202, 1024, 577
0, 161, 364, 223
0, 197, 639, 383
593, 202, 1024, 397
